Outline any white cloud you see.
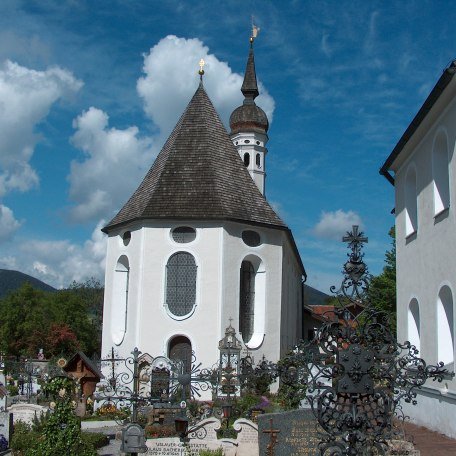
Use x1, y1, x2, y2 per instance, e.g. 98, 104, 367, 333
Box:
137, 35, 275, 137
68, 36, 275, 224
68, 107, 155, 223
0, 204, 21, 242
0, 220, 107, 288
0, 60, 82, 197
313, 210, 363, 240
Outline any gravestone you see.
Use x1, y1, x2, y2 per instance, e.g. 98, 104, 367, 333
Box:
230, 418, 258, 456
0, 412, 12, 447
9, 403, 47, 425
146, 418, 236, 456
258, 408, 321, 456
0, 371, 7, 412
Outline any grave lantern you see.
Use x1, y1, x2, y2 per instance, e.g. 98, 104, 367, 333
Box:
217, 321, 242, 400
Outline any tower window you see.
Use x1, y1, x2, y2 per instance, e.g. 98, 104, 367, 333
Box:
244, 139, 250, 144
166, 252, 197, 317
242, 230, 261, 247
172, 226, 196, 243
256, 153, 261, 168
244, 153, 250, 167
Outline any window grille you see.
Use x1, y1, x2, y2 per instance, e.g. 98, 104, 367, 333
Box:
239, 261, 255, 342
166, 252, 197, 317
172, 227, 196, 243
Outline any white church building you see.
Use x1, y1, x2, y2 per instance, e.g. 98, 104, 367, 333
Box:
381, 61, 456, 437
100, 41, 306, 378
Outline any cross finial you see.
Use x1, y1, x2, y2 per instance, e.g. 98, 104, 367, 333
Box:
343, 225, 368, 263
198, 58, 205, 80
250, 16, 260, 44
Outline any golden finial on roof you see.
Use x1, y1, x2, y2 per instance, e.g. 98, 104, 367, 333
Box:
198, 58, 205, 79
250, 16, 260, 44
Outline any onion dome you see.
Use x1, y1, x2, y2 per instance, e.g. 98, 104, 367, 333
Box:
229, 44, 269, 135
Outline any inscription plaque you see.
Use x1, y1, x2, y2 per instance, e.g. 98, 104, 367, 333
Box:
258, 409, 321, 456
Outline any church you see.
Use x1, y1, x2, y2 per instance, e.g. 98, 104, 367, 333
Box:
100, 37, 306, 375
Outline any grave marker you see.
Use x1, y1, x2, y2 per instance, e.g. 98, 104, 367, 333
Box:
258, 409, 321, 456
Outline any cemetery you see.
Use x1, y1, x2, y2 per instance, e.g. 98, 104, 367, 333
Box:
0, 229, 453, 455
1, 5, 456, 455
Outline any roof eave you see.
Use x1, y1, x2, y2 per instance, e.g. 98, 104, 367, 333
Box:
380, 62, 456, 184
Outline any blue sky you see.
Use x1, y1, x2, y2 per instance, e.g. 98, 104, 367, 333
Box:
0, 0, 455, 292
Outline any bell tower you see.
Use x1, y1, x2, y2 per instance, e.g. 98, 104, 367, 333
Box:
229, 30, 269, 195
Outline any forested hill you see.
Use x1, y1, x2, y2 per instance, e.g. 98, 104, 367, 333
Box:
304, 284, 331, 306
0, 269, 56, 298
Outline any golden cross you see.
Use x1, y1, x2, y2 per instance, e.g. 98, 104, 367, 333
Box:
198, 58, 205, 76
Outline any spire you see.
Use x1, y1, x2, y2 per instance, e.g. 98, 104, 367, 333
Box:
241, 44, 259, 101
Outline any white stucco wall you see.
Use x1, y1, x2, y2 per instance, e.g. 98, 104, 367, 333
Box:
393, 83, 456, 437
101, 220, 304, 398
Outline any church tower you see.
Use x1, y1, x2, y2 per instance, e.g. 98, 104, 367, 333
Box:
230, 36, 269, 195
100, 42, 305, 390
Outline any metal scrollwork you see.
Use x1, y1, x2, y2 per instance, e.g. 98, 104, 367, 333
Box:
279, 225, 454, 455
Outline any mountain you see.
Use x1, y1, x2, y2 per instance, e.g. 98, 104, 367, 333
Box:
0, 269, 56, 298
304, 284, 331, 306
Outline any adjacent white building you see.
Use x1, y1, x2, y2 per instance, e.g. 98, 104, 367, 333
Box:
381, 61, 456, 437
100, 42, 306, 387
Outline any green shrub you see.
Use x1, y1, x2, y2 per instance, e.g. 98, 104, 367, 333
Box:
81, 432, 109, 449
199, 449, 223, 456
10, 421, 39, 456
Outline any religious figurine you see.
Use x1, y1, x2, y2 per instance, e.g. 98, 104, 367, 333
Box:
37, 348, 45, 360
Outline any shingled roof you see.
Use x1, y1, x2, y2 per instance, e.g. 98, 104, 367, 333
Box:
103, 82, 285, 233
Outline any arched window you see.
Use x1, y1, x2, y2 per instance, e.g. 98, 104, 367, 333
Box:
408, 299, 420, 353
111, 255, 129, 345
166, 252, 197, 318
169, 335, 192, 374
243, 153, 250, 167
404, 166, 418, 236
239, 261, 255, 343
239, 255, 266, 348
256, 153, 261, 168
432, 130, 450, 215
437, 286, 454, 365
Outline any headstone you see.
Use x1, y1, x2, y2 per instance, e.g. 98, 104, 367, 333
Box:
146, 418, 235, 456
9, 403, 47, 425
230, 418, 258, 456
0, 412, 12, 447
0, 371, 6, 412
258, 409, 321, 456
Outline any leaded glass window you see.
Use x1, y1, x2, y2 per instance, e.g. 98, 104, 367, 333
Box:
242, 230, 261, 247
171, 227, 196, 243
166, 252, 197, 317
239, 260, 255, 343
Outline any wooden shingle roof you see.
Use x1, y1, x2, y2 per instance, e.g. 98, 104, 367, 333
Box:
103, 82, 285, 232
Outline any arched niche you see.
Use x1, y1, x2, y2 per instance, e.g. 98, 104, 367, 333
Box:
437, 285, 454, 365
408, 298, 420, 353
432, 130, 450, 215
239, 255, 265, 349
404, 165, 418, 236
111, 255, 129, 346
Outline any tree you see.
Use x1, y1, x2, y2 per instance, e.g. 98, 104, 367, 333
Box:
0, 279, 104, 358
368, 227, 396, 329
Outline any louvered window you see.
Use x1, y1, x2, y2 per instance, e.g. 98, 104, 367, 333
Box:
166, 252, 197, 317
